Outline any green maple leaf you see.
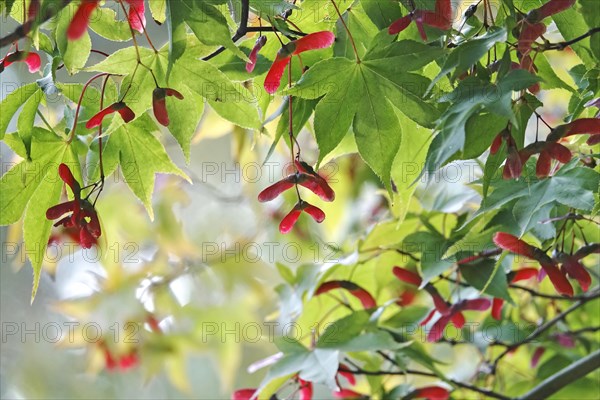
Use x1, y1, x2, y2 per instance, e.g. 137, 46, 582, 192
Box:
86, 47, 164, 123
17, 129, 81, 302
288, 40, 442, 190
101, 114, 190, 220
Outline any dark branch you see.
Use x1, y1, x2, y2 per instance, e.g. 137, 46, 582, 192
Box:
339, 366, 511, 400
508, 283, 589, 300
202, 0, 250, 61
201, 1, 307, 62
541, 27, 600, 51
0, 0, 72, 48
493, 289, 600, 371
517, 350, 600, 400
569, 326, 600, 335
245, 26, 306, 36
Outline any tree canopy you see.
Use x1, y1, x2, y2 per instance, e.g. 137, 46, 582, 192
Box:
1, 0, 599, 399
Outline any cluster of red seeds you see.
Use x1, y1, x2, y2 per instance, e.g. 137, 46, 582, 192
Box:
493, 232, 598, 297
492, 118, 600, 179
46, 164, 101, 249
388, 0, 452, 41
258, 160, 335, 234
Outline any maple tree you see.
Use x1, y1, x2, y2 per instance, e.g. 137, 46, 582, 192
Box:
1, 0, 599, 399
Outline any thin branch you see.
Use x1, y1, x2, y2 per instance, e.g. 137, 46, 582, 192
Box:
67, 73, 110, 144
508, 283, 588, 301
340, 365, 511, 400
202, 0, 249, 61
493, 289, 600, 371
1, 0, 72, 48
517, 350, 600, 400
442, 274, 592, 301
245, 26, 306, 36
569, 326, 600, 335
541, 27, 600, 51
456, 248, 503, 265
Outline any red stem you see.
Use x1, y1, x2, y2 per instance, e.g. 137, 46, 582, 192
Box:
67, 73, 110, 144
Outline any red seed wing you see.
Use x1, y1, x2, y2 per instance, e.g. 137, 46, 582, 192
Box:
264, 54, 291, 94
547, 142, 572, 163
427, 314, 452, 342
420, 9, 451, 30
490, 132, 503, 155
302, 202, 326, 223
231, 389, 258, 400
492, 298, 503, 320
153, 89, 169, 126
562, 257, 591, 292
541, 263, 574, 296
566, 118, 600, 136
117, 105, 136, 123
415, 386, 450, 400
86, 105, 116, 129
531, 347, 545, 368
315, 281, 342, 295
518, 23, 546, 55
125, 0, 146, 32
536, 150, 552, 178
292, 31, 335, 54
493, 232, 537, 259
537, 0, 576, 19
511, 268, 539, 282
392, 266, 423, 286
246, 36, 267, 73
350, 287, 376, 309
279, 207, 302, 234
462, 298, 492, 311
67, 0, 99, 40
298, 175, 335, 202
388, 15, 412, 35
165, 88, 184, 99
451, 312, 465, 329
24, 52, 41, 73
298, 380, 313, 400
46, 201, 76, 220
258, 177, 295, 202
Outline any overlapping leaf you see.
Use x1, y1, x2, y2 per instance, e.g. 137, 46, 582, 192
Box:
288, 40, 443, 189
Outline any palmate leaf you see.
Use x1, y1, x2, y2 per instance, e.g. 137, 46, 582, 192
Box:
0, 131, 54, 226
86, 47, 162, 121
86, 40, 258, 150
18, 129, 81, 302
288, 40, 443, 190
170, 45, 260, 130
101, 114, 189, 220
